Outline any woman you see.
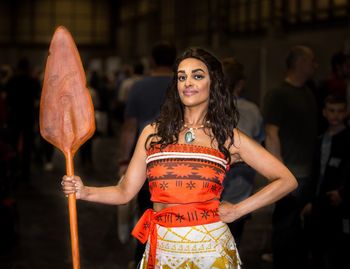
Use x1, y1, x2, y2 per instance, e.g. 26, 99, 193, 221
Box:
62, 48, 297, 269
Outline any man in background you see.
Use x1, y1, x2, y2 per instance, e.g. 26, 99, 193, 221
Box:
262, 45, 318, 269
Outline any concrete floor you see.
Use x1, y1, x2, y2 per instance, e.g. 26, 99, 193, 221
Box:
0, 134, 274, 269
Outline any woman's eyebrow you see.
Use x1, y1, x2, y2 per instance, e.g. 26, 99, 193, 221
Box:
177, 68, 205, 73
192, 68, 205, 73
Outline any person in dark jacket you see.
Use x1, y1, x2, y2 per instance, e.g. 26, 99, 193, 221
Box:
6, 58, 40, 184
304, 95, 350, 269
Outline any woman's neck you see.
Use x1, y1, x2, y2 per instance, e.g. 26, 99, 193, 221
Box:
183, 106, 208, 126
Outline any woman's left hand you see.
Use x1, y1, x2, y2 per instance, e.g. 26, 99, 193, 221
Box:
218, 201, 241, 223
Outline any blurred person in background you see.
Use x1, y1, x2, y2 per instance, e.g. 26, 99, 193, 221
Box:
304, 95, 350, 269
262, 45, 318, 269
111, 65, 133, 123
118, 62, 144, 105
318, 51, 350, 130
0, 64, 18, 255
6, 58, 40, 185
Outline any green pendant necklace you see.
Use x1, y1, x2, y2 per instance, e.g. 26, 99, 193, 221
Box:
183, 124, 205, 144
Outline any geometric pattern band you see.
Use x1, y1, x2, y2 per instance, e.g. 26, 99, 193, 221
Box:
146, 144, 228, 204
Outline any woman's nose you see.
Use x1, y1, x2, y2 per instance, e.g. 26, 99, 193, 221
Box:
184, 77, 192, 87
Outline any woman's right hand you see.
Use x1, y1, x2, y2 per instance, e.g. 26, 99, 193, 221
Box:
61, 175, 86, 199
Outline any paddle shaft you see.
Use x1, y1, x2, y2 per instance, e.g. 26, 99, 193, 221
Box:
66, 151, 80, 269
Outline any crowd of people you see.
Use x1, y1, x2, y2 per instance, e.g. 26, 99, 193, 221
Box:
0, 43, 349, 269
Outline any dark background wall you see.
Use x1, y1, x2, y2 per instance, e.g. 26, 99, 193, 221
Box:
1, 0, 350, 103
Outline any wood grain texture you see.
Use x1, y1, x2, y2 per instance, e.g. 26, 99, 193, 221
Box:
40, 26, 95, 159
40, 26, 95, 269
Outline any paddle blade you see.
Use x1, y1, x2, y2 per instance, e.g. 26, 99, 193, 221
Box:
40, 26, 95, 157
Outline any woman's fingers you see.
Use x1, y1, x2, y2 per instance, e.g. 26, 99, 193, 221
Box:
218, 201, 240, 223
61, 175, 82, 196
62, 175, 78, 183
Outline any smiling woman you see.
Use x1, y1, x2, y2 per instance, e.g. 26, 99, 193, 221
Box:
177, 58, 211, 108
61, 47, 298, 269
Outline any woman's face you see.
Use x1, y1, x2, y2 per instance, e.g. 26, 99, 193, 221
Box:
177, 58, 211, 108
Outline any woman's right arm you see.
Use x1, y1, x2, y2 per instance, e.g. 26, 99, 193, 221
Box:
62, 124, 155, 205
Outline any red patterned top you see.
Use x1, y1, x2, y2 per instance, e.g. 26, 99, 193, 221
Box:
146, 144, 229, 204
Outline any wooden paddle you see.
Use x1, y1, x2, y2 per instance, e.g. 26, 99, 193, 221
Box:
40, 26, 95, 269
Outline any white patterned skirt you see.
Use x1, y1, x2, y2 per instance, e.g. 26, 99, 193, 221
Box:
138, 221, 242, 269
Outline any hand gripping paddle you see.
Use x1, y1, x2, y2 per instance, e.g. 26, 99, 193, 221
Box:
40, 26, 95, 269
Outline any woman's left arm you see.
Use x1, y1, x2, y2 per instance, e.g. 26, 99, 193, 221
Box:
219, 129, 298, 223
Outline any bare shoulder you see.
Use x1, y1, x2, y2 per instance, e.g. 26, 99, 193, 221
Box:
229, 128, 245, 150
139, 123, 159, 148
227, 128, 251, 163
141, 123, 157, 135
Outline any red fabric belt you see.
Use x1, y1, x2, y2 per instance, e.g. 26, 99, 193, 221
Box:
131, 200, 220, 269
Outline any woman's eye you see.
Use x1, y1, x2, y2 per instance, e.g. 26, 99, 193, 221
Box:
178, 75, 186, 81
194, 74, 204, 80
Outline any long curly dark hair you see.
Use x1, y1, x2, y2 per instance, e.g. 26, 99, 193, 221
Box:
146, 48, 239, 162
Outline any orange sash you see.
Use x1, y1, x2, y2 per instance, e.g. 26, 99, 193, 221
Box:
132, 200, 220, 269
